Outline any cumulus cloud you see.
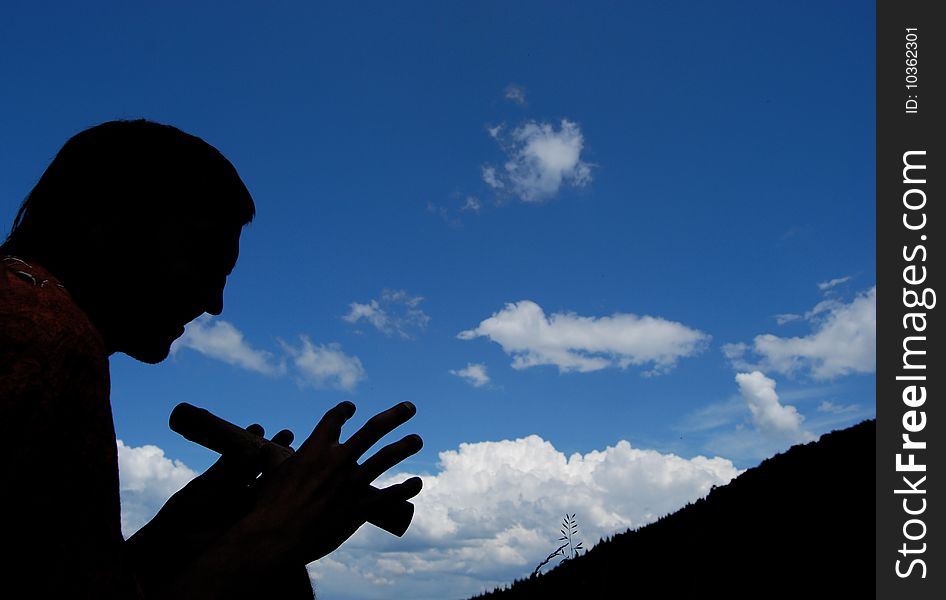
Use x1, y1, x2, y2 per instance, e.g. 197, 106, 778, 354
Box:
735, 371, 812, 441
726, 287, 876, 380
282, 336, 365, 391
504, 83, 527, 106
754, 287, 875, 379
311, 435, 740, 599
117, 440, 197, 537
172, 316, 286, 376
343, 289, 430, 339
450, 363, 490, 387
459, 300, 709, 374
483, 119, 592, 202
115, 433, 740, 600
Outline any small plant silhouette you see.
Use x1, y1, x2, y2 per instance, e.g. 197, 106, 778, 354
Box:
531, 513, 584, 578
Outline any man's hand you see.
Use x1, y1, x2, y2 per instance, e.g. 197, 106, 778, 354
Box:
235, 401, 424, 565
138, 401, 423, 599
126, 423, 300, 592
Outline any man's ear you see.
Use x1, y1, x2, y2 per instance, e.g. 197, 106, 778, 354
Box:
84, 212, 161, 265
84, 221, 111, 255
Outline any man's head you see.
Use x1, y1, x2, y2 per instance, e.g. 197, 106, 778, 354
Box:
2, 119, 256, 363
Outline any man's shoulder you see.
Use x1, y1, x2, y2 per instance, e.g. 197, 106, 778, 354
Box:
1, 256, 107, 363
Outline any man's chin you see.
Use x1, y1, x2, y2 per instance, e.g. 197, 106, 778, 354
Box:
123, 344, 173, 364
122, 332, 180, 364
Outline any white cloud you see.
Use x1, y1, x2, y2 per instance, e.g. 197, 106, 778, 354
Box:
173, 317, 368, 390
774, 313, 801, 325
426, 201, 460, 227
818, 275, 852, 291
172, 316, 286, 376
697, 425, 810, 466
484, 119, 592, 202
747, 287, 876, 380
343, 289, 430, 339
504, 83, 527, 106
735, 371, 811, 441
343, 300, 389, 332
721, 342, 748, 362
461, 196, 482, 213
450, 363, 490, 387
817, 400, 859, 414
116, 434, 740, 600
482, 165, 504, 189
311, 435, 740, 600
459, 300, 709, 374
675, 395, 747, 434
117, 440, 198, 537
803, 298, 843, 320
282, 336, 366, 391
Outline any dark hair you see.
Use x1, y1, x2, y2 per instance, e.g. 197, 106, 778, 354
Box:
1, 119, 255, 264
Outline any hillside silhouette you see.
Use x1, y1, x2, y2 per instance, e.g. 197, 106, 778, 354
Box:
472, 420, 873, 599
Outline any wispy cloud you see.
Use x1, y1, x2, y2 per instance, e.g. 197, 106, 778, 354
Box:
459, 300, 709, 375
450, 363, 490, 387
675, 395, 747, 434
817, 400, 859, 414
818, 275, 852, 291
460, 196, 482, 213
504, 83, 527, 106
426, 201, 461, 227
343, 289, 430, 339
774, 313, 801, 325
172, 316, 286, 376
281, 337, 366, 391
481, 165, 504, 189
175, 317, 366, 391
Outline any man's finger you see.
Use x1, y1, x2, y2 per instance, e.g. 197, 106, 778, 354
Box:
202, 422, 272, 482
359, 477, 423, 537
261, 440, 294, 472
343, 402, 416, 460
199, 437, 263, 486
299, 401, 357, 453
363, 477, 424, 509
358, 434, 423, 483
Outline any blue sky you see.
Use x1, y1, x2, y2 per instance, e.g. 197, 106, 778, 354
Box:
1, 2, 875, 598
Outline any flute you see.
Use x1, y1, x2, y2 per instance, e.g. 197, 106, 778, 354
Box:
169, 402, 414, 537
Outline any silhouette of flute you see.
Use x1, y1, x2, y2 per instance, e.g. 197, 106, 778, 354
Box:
169, 402, 414, 537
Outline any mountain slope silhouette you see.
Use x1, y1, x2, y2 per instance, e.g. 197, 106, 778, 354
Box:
472, 420, 873, 599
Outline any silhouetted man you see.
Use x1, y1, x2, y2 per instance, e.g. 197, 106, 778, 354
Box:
0, 120, 423, 598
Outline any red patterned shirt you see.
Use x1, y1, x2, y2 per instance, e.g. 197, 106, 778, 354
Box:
1, 256, 142, 598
